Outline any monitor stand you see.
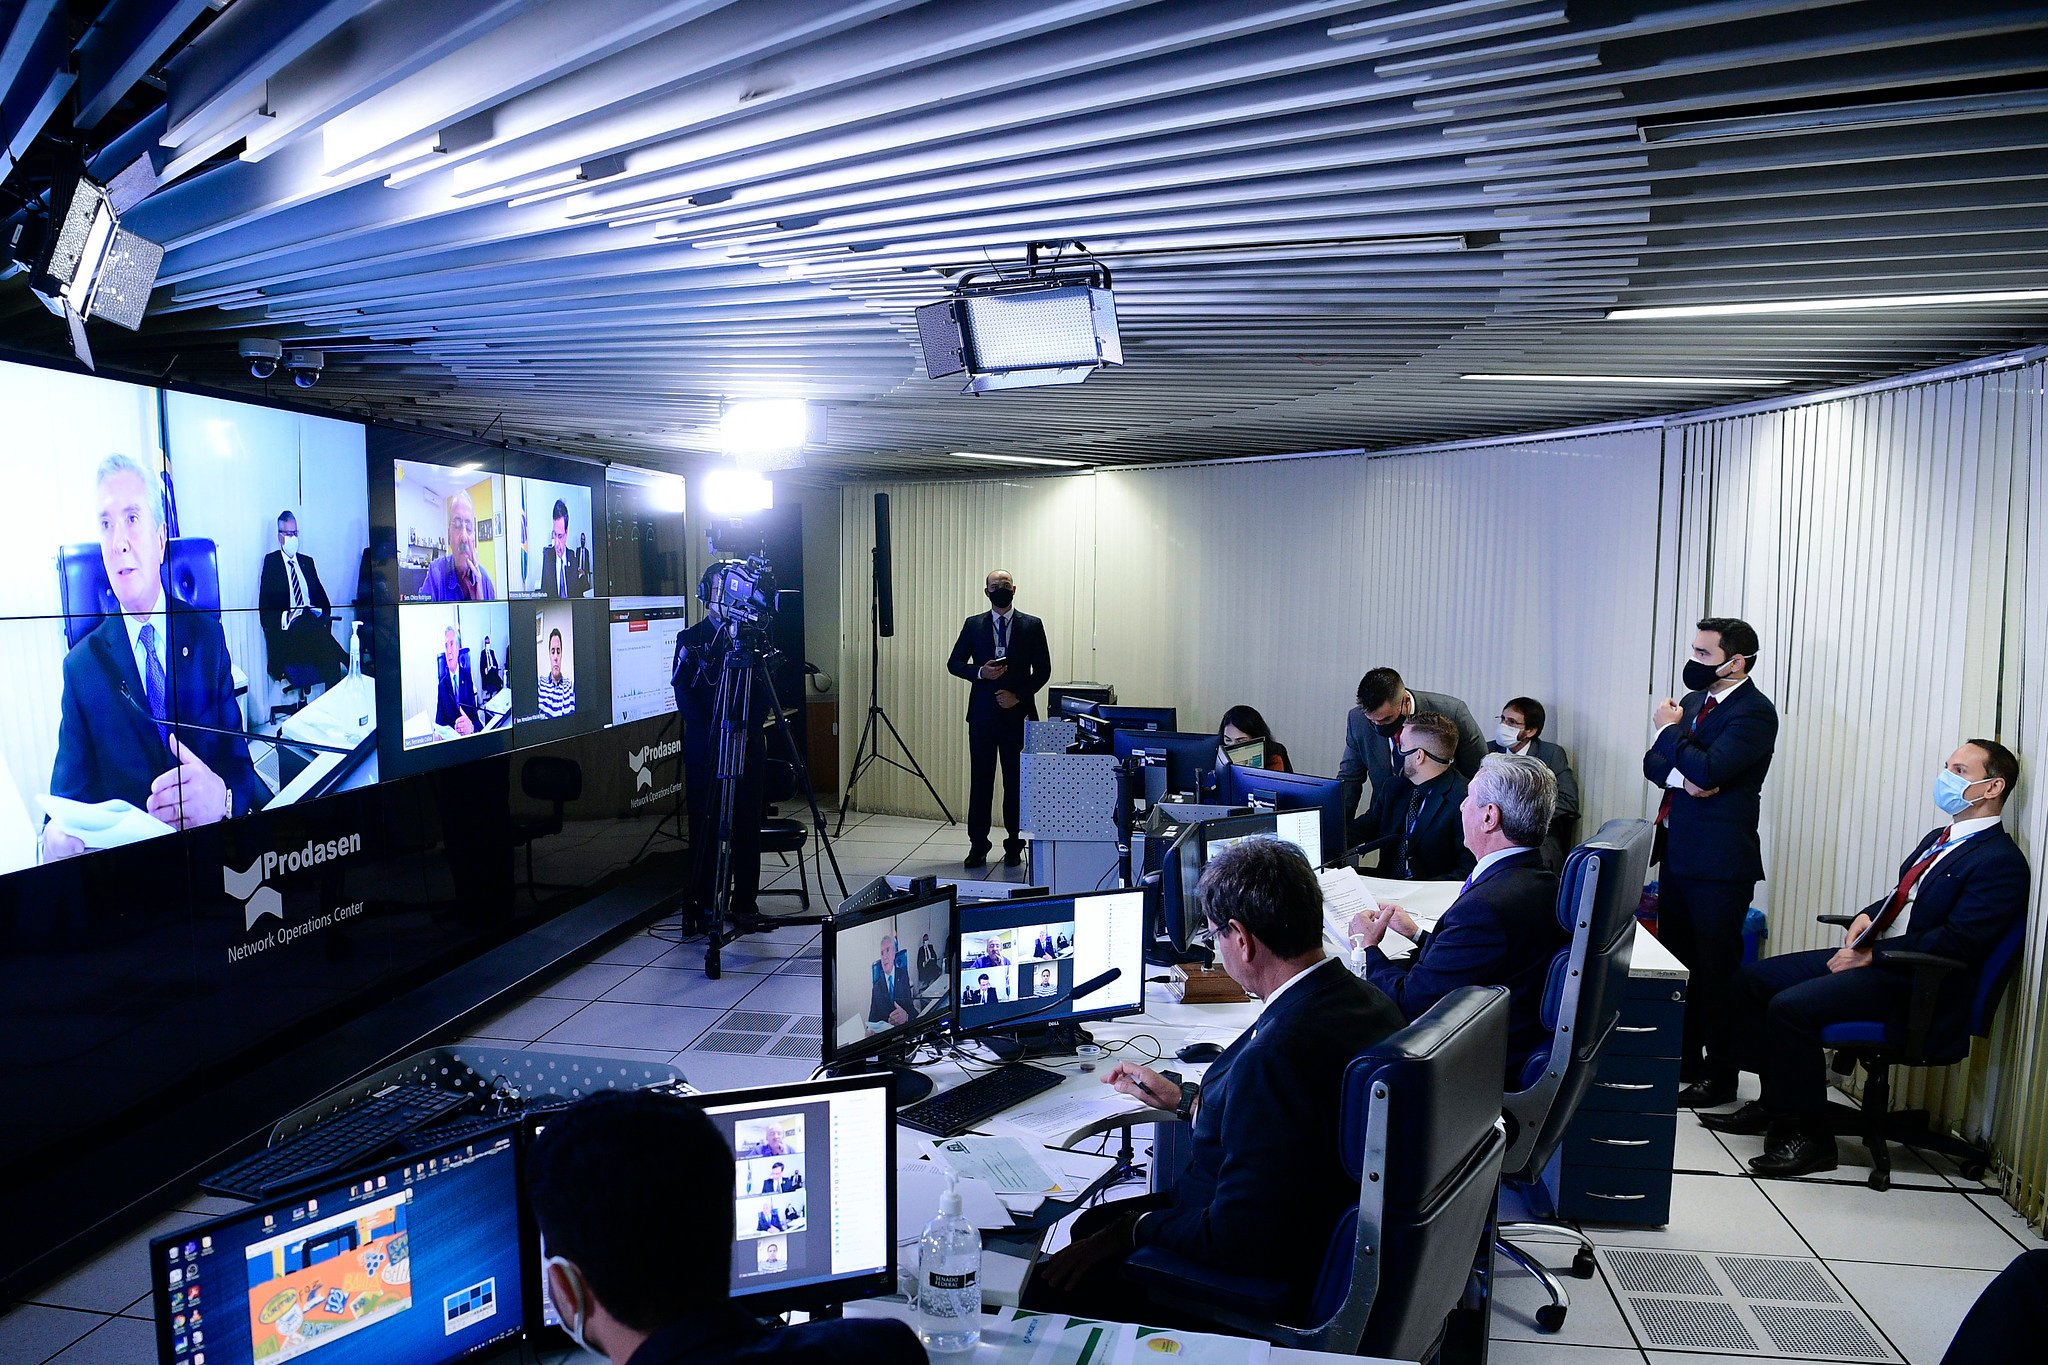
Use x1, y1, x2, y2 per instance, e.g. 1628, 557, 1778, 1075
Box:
1144, 939, 1209, 969
979, 1020, 1093, 1064
824, 1054, 936, 1106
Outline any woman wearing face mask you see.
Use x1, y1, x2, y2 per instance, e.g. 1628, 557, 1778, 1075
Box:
1215, 705, 1293, 772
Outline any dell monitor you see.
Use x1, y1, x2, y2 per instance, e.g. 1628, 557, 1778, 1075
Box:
1216, 764, 1349, 862
528, 1076, 896, 1334
1096, 705, 1177, 734
1161, 810, 1325, 952
1112, 729, 1220, 800
956, 887, 1148, 1051
150, 1123, 526, 1365
821, 884, 957, 1101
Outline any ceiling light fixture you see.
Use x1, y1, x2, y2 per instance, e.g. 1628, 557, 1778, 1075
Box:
1607, 289, 2048, 320
12, 176, 165, 369
1461, 373, 1790, 387
952, 452, 1089, 468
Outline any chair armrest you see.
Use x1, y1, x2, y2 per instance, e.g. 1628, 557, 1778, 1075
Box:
1060, 1107, 1177, 1149
1878, 951, 1968, 1056
1816, 914, 1857, 927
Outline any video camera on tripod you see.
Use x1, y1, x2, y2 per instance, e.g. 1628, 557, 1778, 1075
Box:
699, 554, 780, 635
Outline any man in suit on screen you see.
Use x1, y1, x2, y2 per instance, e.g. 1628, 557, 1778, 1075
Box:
541, 498, 587, 598
46, 455, 261, 858
258, 509, 347, 690
947, 568, 1051, 869
436, 626, 481, 735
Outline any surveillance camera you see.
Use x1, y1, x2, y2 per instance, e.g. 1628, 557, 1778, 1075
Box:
285, 349, 324, 389
240, 338, 283, 380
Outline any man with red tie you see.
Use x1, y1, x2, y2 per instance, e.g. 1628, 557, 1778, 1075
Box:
1644, 617, 1778, 1109
1703, 740, 2028, 1177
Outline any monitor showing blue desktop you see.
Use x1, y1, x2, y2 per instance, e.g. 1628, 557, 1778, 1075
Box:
956, 887, 1148, 1033
1216, 765, 1349, 860
149, 1123, 526, 1365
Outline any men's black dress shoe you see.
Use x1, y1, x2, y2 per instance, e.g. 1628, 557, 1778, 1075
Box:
1699, 1102, 1774, 1136
1003, 842, 1025, 869
964, 844, 990, 870
1749, 1131, 1839, 1178
1677, 1078, 1738, 1109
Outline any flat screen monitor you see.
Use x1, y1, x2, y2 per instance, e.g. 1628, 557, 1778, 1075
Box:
956, 887, 1148, 1033
1160, 811, 1325, 951
148, 1123, 526, 1365
821, 885, 956, 1068
1216, 765, 1349, 863
1095, 705, 1176, 734
1112, 729, 1219, 797
1220, 737, 1266, 770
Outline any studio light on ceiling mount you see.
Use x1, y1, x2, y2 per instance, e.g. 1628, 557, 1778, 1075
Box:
719, 397, 809, 470
915, 241, 1123, 395
12, 176, 164, 370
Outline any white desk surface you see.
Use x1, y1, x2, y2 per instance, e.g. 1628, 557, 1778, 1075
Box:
850, 1297, 1394, 1363
1347, 873, 1687, 981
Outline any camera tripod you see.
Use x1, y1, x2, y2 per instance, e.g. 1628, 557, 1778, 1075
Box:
699, 619, 848, 979
837, 592, 953, 834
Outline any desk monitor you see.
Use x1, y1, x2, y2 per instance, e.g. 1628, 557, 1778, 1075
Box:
1216, 765, 1348, 862
149, 1122, 526, 1365
1220, 737, 1267, 770
956, 887, 1148, 1036
1161, 811, 1324, 952
1112, 729, 1218, 798
821, 884, 957, 1100
1096, 705, 1176, 734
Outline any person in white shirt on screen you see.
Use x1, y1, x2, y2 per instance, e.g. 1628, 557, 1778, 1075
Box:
1034, 966, 1058, 998
47, 455, 259, 858
538, 628, 576, 718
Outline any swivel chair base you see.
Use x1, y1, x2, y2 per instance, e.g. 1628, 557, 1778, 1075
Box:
1496, 1206, 1597, 1332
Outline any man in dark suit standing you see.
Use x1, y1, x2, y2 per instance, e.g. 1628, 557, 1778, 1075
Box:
1357, 712, 1476, 881
1033, 838, 1404, 1321
866, 931, 917, 1030
1489, 696, 1581, 870
540, 498, 587, 598
1644, 616, 1779, 1108
1352, 754, 1567, 1078
947, 568, 1052, 869
1338, 666, 1487, 849
1704, 740, 2029, 1176
46, 455, 262, 858
258, 510, 347, 692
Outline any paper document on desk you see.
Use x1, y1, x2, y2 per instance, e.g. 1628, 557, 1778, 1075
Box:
990, 1091, 1149, 1147
931, 1134, 1064, 1194
895, 1158, 1013, 1232
1010, 1309, 1115, 1365
1007, 1311, 1273, 1365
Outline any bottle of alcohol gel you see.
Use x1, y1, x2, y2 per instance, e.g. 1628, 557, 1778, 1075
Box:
917, 1172, 981, 1352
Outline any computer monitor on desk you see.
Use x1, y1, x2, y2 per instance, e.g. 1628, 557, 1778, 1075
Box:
1216, 764, 1349, 863
1158, 810, 1325, 953
821, 884, 957, 1102
956, 887, 1148, 1055
1113, 728, 1219, 801
149, 1123, 526, 1365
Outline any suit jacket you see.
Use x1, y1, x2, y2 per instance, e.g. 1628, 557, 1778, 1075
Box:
436, 649, 481, 730
1367, 849, 1564, 1073
1863, 824, 2030, 1044
52, 608, 263, 820
1134, 958, 1405, 1307
867, 951, 916, 1023
258, 550, 331, 638
478, 648, 502, 693
1489, 736, 1582, 866
539, 543, 586, 598
1337, 687, 1487, 839
947, 609, 1051, 728
1360, 770, 1475, 881
1643, 681, 1778, 883
623, 1310, 924, 1365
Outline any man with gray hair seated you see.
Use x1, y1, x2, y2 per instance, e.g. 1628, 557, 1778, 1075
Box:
1346, 753, 1567, 1079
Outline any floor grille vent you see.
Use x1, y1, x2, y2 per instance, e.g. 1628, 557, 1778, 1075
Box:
1597, 1250, 1897, 1360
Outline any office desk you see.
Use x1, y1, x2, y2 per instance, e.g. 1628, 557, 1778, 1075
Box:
851, 1296, 1391, 1362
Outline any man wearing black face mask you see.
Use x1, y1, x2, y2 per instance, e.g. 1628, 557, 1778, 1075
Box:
1644, 616, 1778, 1109
947, 569, 1052, 869
1338, 666, 1487, 854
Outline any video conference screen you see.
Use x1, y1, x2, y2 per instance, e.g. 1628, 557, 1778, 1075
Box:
826, 894, 955, 1061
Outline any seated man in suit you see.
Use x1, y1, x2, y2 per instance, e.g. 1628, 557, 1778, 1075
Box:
755, 1204, 783, 1233
1338, 666, 1487, 848
435, 626, 482, 735
963, 972, 1001, 1005
1032, 837, 1405, 1321
258, 509, 347, 692
866, 931, 916, 1031
1703, 739, 2031, 1177
478, 634, 502, 699
1349, 754, 1566, 1078
47, 455, 262, 858
529, 1090, 923, 1364
1356, 712, 1476, 881
915, 931, 941, 987
1489, 696, 1581, 870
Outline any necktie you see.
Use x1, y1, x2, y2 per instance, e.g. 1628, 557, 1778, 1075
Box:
1403, 793, 1425, 876
284, 556, 308, 626
995, 614, 1008, 656
1657, 694, 1723, 826
1859, 829, 1954, 944
139, 622, 169, 742
558, 557, 565, 596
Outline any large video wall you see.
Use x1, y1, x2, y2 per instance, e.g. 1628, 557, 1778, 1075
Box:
0, 356, 700, 1216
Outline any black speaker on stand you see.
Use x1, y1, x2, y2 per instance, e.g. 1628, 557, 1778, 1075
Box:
838, 493, 954, 834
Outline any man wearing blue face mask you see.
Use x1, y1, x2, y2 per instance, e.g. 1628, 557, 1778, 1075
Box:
1702, 740, 2029, 1177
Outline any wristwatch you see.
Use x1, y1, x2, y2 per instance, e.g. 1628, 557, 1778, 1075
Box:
1161, 1070, 1199, 1122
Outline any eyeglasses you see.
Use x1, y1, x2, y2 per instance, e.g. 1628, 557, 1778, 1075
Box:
1191, 920, 1223, 951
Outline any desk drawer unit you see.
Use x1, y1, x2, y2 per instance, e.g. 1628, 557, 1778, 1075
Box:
1545, 974, 1685, 1226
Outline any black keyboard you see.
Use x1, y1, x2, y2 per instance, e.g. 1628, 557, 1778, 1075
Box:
896, 1063, 1065, 1137
202, 1085, 477, 1199
395, 1094, 573, 1151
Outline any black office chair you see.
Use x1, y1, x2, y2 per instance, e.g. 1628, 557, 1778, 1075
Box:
1813, 910, 2028, 1190
1495, 818, 1654, 1331
759, 758, 813, 910
512, 756, 583, 896
1122, 986, 1511, 1359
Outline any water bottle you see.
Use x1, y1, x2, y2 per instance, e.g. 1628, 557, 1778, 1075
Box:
347, 622, 362, 679
917, 1173, 981, 1353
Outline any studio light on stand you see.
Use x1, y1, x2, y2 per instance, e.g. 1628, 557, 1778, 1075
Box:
12, 176, 164, 370
718, 397, 810, 470
915, 242, 1123, 394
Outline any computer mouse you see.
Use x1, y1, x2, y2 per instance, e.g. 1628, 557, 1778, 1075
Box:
1177, 1042, 1224, 1064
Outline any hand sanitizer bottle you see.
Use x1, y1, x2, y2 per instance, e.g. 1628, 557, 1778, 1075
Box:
917, 1172, 981, 1353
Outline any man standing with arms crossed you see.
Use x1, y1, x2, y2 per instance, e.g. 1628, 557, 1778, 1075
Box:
1645, 616, 1778, 1109
947, 569, 1051, 869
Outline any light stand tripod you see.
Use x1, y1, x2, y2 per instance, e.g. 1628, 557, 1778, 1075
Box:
837, 588, 954, 835
701, 619, 848, 978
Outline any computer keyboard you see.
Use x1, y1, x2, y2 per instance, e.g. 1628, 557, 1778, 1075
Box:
202, 1084, 477, 1199
896, 1063, 1066, 1137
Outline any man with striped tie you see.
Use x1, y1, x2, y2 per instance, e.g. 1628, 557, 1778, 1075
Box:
1704, 741, 2029, 1177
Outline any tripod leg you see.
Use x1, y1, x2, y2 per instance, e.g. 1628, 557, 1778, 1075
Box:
836, 700, 887, 837
705, 643, 757, 979
757, 662, 850, 902
876, 704, 957, 825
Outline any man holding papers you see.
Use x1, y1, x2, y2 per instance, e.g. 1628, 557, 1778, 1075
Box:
1348, 754, 1566, 1078
1702, 740, 2029, 1177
